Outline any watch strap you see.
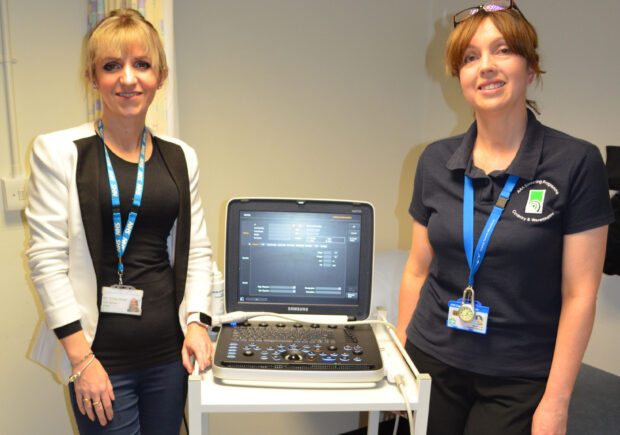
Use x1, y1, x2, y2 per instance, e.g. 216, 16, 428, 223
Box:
187, 312, 212, 327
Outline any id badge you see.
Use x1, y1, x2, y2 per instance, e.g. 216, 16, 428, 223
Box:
101, 285, 143, 316
446, 299, 489, 334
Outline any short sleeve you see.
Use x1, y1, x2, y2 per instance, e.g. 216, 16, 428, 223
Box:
563, 145, 614, 234
409, 150, 431, 226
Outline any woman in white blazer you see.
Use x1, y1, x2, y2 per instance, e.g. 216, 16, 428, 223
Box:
26, 9, 213, 434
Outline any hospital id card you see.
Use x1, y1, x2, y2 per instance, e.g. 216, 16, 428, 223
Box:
446, 299, 489, 334
101, 285, 143, 316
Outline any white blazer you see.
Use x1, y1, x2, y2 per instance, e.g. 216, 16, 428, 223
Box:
26, 123, 212, 382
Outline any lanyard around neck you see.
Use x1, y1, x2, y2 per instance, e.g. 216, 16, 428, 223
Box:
97, 119, 148, 284
463, 174, 519, 287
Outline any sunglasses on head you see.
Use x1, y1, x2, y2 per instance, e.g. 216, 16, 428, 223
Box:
453, 0, 524, 27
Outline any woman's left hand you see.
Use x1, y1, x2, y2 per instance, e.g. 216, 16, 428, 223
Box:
531, 395, 568, 435
182, 322, 214, 373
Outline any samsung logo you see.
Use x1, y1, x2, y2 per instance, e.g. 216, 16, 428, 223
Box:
287, 306, 309, 312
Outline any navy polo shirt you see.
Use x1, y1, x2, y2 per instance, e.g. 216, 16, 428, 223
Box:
406, 110, 613, 377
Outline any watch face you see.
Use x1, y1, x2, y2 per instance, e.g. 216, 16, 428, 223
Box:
458, 304, 475, 322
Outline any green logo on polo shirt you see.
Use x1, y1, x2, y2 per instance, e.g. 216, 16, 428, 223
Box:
525, 189, 546, 214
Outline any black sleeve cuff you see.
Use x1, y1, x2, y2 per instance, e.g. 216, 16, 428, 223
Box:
54, 320, 82, 339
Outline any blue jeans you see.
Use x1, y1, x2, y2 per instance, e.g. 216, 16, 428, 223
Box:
68, 359, 188, 435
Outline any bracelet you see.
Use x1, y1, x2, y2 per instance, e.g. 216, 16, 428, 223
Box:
69, 355, 96, 383
71, 351, 94, 368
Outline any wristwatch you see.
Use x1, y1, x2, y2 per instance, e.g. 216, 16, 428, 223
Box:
188, 312, 211, 328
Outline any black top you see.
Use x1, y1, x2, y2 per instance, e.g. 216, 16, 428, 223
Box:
56, 139, 183, 374
406, 110, 614, 377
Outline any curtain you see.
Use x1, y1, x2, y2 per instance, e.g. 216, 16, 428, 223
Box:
86, 0, 177, 136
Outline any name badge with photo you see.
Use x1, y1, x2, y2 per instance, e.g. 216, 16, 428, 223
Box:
446, 299, 489, 334
101, 285, 143, 316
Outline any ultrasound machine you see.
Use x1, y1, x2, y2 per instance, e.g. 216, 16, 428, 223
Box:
212, 198, 384, 383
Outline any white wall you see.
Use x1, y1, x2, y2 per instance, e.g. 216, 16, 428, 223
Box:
1, 0, 618, 433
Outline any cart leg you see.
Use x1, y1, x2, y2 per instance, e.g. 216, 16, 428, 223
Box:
188, 374, 205, 434
367, 411, 380, 435
413, 373, 432, 435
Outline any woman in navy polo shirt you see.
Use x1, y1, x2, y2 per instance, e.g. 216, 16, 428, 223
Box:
396, 2, 613, 434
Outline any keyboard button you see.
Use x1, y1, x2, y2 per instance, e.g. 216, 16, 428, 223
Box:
286, 353, 302, 361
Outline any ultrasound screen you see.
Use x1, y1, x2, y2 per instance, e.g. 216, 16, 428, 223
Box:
225, 199, 374, 318
237, 211, 361, 305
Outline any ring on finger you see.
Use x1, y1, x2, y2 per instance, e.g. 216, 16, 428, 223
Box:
92, 401, 101, 407
82, 398, 91, 403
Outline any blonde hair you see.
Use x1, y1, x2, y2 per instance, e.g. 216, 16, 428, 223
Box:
86, 9, 167, 83
445, 9, 544, 113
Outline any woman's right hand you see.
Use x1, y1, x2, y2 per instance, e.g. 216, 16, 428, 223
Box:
73, 357, 115, 426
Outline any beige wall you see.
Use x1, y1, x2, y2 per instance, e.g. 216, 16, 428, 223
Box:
1, 0, 87, 433
175, 0, 432, 262
1, 0, 618, 433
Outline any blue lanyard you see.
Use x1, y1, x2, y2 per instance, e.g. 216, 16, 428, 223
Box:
97, 119, 148, 284
463, 174, 519, 287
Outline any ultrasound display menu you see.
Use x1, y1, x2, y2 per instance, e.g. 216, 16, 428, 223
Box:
238, 211, 361, 306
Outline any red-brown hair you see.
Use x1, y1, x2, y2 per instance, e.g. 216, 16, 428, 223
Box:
446, 9, 544, 112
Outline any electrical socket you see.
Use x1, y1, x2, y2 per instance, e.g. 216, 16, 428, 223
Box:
2, 176, 27, 211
